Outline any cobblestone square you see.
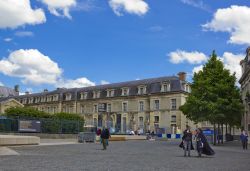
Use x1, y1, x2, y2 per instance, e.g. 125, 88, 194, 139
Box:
0, 140, 249, 171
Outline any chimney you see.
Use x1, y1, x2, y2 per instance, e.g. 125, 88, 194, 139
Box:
178, 72, 186, 81
14, 85, 19, 95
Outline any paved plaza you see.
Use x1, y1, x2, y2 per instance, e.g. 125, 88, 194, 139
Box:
0, 140, 249, 171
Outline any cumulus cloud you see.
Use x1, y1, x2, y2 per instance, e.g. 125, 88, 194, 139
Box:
0, 49, 62, 85
0, 49, 96, 89
192, 52, 244, 81
168, 50, 207, 64
192, 65, 203, 74
109, 0, 149, 16
221, 52, 244, 81
100, 80, 110, 85
203, 5, 250, 45
56, 77, 95, 88
0, 0, 46, 29
41, 0, 77, 19
15, 31, 34, 37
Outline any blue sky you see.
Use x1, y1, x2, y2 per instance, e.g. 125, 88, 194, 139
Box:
0, 0, 249, 93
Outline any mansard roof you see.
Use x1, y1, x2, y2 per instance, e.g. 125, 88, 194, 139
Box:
15, 75, 188, 100
0, 86, 18, 98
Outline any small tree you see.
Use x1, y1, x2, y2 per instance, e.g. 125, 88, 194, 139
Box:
180, 51, 243, 145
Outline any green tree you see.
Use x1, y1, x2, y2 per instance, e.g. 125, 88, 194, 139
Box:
180, 51, 243, 144
5, 106, 51, 118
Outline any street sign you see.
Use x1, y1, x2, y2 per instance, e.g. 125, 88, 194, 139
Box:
203, 129, 214, 135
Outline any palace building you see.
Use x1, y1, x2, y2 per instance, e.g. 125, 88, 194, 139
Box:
239, 47, 250, 134
7, 72, 197, 134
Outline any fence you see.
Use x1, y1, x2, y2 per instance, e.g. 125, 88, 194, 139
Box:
0, 117, 84, 134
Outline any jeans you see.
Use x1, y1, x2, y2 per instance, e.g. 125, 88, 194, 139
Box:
184, 141, 191, 156
242, 140, 248, 150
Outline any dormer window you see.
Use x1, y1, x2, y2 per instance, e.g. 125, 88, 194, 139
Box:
107, 89, 114, 97
80, 92, 88, 99
53, 95, 58, 101
161, 82, 170, 92
28, 98, 33, 104
184, 84, 191, 92
66, 93, 72, 101
93, 91, 100, 98
122, 88, 129, 96
138, 86, 146, 95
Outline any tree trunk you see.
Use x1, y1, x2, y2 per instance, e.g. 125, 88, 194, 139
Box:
226, 123, 228, 135
213, 123, 216, 145
217, 123, 220, 144
221, 124, 224, 144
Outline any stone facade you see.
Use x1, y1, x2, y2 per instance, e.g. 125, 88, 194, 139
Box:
0, 98, 24, 114
239, 47, 250, 134
14, 72, 198, 134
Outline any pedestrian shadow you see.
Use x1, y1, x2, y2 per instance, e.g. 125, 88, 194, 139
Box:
176, 155, 214, 159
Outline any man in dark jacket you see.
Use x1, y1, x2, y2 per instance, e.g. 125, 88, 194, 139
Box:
101, 128, 110, 150
182, 126, 193, 157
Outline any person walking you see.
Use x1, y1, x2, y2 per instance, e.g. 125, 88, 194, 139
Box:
182, 126, 193, 157
195, 128, 215, 157
101, 127, 110, 150
240, 130, 248, 150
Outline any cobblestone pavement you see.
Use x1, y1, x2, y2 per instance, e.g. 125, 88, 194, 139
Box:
0, 140, 249, 171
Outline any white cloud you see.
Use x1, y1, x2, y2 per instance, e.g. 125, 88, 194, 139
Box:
41, 0, 76, 19
0, 82, 4, 86
4, 38, 12, 42
181, 0, 211, 12
56, 77, 95, 88
0, 0, 46, 29
15, 31, 34, 37
221, 52, 244, 82
192, 52, 244, 81
109, 0, 149, 16
168, 50, 207, 64
0, 49, 62, 85
100, 80, 110, 85
203, 5, 250, 45
192, 65, 203, 74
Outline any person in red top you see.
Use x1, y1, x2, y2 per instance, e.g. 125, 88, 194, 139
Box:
96, 128, 101, 136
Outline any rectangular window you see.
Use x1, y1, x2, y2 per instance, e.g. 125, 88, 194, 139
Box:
94, 105, 98, 113
139, 117, 144, 128
171, 99, 177, 110
154, 100, 160, 110
154, 116, 159, 123
171, 115, 176, 122
123, 102, 128, 112
81, 105, 84, 114
139, 101, 144, 112
107, 104, 111, 112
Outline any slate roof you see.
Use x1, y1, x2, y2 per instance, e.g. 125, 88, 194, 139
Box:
14, 75, 188, 101
0, 86, 18, 98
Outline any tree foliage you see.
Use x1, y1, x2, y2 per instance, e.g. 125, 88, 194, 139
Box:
180, 51, 243, 127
